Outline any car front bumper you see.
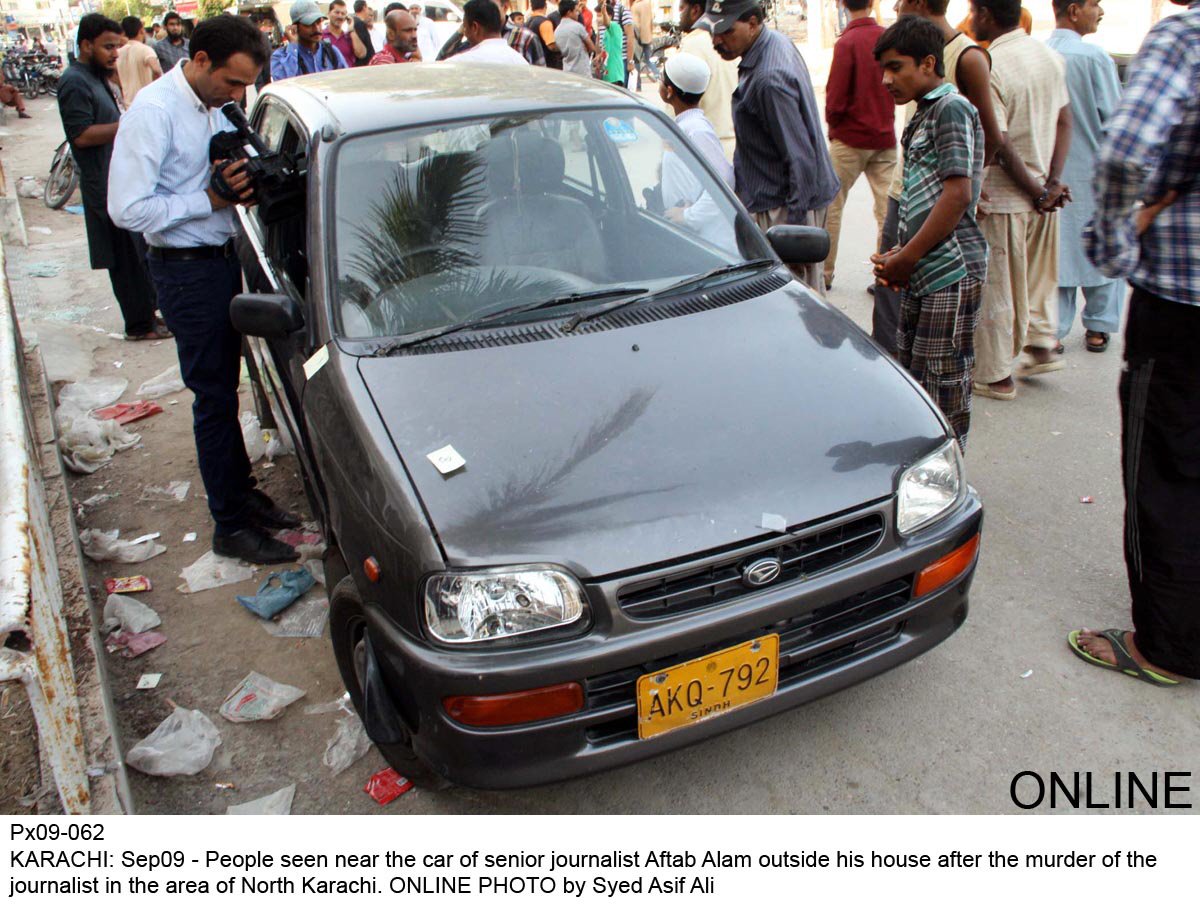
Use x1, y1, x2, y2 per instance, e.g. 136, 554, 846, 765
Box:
362, 492, 983, 789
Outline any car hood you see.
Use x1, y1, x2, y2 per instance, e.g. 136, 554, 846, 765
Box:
357, 281, 946, 578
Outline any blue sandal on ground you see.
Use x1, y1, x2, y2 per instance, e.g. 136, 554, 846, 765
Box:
1067, 629, 1181, 687
236, 567, 315, 619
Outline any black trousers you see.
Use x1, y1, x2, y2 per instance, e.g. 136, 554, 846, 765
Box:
108, 227, 157, 336
146, 253, 255, 534
1120, 286, 1200, 678
871, 196, 901, 356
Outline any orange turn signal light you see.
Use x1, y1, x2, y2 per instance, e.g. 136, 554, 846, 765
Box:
443, 682, 584, 728
363, 557, 381, 583
913, 533, 980, 599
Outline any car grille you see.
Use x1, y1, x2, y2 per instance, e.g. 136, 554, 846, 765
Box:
617, 514, 886, 619
583, 577, 913, 746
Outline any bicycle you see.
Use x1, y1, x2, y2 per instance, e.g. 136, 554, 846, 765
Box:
44, 140, 78, 210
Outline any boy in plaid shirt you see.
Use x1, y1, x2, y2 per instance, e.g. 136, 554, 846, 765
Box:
871, 16, 987, 451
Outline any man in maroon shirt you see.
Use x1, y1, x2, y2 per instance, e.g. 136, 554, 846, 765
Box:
325, 0, 363, 65
823, 0, 898, 290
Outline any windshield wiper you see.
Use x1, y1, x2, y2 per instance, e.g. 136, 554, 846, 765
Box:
562, 259, 778, 333
370, 286, 649, 354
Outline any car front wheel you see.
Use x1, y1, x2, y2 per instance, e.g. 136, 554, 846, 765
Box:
329, 575, 447, 787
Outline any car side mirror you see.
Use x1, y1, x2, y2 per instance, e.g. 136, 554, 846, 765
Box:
766, 225, 830, 266
230, 293, 305, 339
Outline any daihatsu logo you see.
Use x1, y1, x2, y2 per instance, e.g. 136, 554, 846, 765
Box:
742, 557, 783, 589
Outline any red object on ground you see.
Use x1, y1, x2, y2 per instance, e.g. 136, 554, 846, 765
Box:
105, 575, 153, 594
1080, 496, 1095, 504
106, 630, 167, 658
363, 768, 413, 805
93, 400, 164, 425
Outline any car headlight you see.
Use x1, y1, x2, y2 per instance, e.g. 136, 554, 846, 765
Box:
896, 441, 964, 535
423, 567, 588, 645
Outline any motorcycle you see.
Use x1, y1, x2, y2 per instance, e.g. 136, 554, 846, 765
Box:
37, 57, 63, 97
649, 22, 681, 77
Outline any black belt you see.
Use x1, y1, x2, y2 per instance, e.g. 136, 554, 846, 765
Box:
148, 240, 235, 261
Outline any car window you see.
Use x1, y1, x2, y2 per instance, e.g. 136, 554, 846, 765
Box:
331, 109, 769, 341
254, 100, 292, 153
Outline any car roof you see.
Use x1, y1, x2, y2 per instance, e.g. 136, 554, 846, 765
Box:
259, 63, 651, 136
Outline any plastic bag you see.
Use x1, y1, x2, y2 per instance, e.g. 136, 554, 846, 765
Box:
136, 364, 186, 399
304, 692, 352, 715
240, 413, 267, 463
80, 529, 166, 564
219, 672, 305, 723
227, 784, 296, 816
16, 176, 43, 198
140, 481, 190, 502
126, 707, 222, 776
260, 591, 328, 639
178, 550, 254, 594
102, 593, 161, 634
58, 377, 127, 412
323, 713, 372, 775
56, 410, 140, 474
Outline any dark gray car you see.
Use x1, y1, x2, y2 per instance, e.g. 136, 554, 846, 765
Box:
232, 64, 983, 789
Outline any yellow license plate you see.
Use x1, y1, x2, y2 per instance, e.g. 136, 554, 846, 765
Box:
636, 634, 779, 740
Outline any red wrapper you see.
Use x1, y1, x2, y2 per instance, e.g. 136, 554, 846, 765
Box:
105, 575, 152, 594
363, 768, 413, 805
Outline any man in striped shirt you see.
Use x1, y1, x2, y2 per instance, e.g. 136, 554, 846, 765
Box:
706, 0, 839, 293
871, 15, 986, 451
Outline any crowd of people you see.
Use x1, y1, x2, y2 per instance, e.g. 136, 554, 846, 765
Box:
29, 0, 1200, 681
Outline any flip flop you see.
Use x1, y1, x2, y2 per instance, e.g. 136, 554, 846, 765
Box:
1067, 629, 1182, 687
1085, 331, 1109, 353
973, 380, 1016, 401
1016, 352, 1065, 377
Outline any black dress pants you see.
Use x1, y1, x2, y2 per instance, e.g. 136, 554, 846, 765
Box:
1120, 285, 1200, 678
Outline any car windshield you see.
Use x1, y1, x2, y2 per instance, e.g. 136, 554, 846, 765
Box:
331, 108, 772, 341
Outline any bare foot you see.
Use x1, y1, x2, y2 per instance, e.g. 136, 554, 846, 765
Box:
1075, 629, 1186, 683
988, 377, 1015, 394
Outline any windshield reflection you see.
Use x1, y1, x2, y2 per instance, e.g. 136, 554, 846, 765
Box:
333, 110, 770, 340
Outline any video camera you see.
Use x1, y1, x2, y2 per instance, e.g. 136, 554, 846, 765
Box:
209, 102, 305, 225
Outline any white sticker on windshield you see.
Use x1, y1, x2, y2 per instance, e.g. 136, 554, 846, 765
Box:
303, 344, 330, 380
427, 445, 466, 476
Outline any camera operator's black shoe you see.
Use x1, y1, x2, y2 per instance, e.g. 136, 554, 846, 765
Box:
243, 488, 302, 530
213, 527, 297, 565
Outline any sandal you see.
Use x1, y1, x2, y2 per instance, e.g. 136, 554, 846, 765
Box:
1085, 330, 1109, 353
124, 322, 173, 341
1067, 629, 1182, 687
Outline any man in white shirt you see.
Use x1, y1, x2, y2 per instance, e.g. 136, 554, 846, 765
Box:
457, 0, 529, 64
676, 0, 737, 160
658, 53, 736, 250
410, 4, 439, 60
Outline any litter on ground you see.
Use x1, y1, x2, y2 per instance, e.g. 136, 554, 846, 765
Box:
140, 481, 190, 503
137, 674, 163, 690
93, 400, 163, 425
178, 550, 254, 594
105, 575, 151, 595
125, 707, 222, 777
59, 376, 127, 411
105, 630, 167, 658
136, 364, 186, 399
260, 591, 328, 639
227, 784, 295, 816
219, 672, 305, 723
323, 713, 372, 776
236, 567, 315, 619
81, 528, 166, 564
364, 768, 413, 805
27, 262, 61, 278
182, 532, 197, 543
304, 692, 352, 716
102, 593, 161, 634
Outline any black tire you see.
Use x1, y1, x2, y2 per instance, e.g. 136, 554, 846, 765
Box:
44, 144, 77, 210
328, 575, 447, 787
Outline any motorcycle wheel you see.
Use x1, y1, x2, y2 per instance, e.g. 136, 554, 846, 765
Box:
44, 144, 78, 210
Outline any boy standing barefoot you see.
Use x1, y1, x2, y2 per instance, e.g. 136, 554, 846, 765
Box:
871, 16, 987, 451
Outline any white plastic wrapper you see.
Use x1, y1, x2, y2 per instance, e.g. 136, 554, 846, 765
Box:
227, 784, 296, 816
177, 550, 254, 594
219, 672, 305, 723
126, 707, 222, 777
58, 377, 127, 412
102, 593, 161, 634
136, 364, 186, 399
80, 529, 166, 564
140, 481, 190, 502
56, 407, 140, 474
323, 713, 372, 775
239, 413, 267, 463
304, 692, 352, 716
